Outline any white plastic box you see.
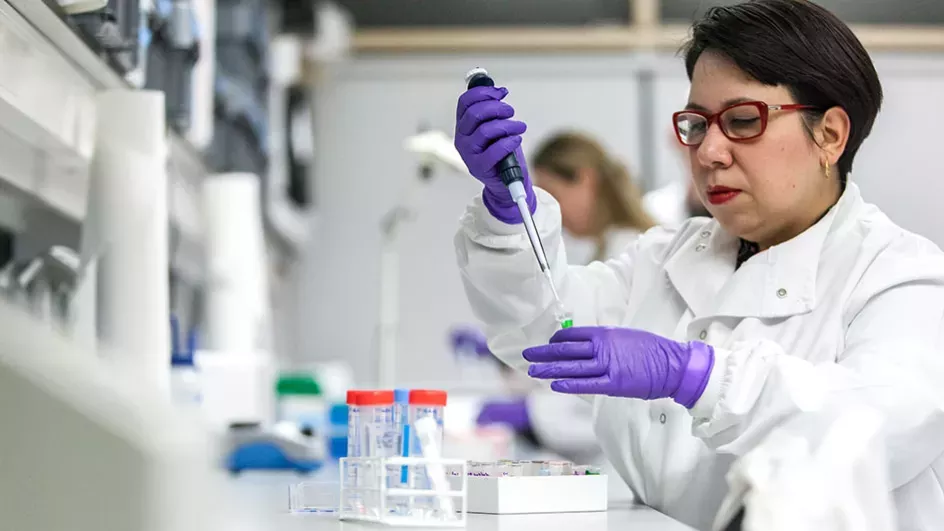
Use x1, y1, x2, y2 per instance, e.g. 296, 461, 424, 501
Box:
465, 475, 608, 515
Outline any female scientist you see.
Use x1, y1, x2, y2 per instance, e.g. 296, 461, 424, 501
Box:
452, 1, 944, 529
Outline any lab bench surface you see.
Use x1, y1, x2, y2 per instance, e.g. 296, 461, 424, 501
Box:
271, 502, 696, 531
229, 471, 697, 531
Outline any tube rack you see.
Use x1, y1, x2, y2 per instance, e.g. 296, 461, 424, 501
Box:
339, 456, 468, 527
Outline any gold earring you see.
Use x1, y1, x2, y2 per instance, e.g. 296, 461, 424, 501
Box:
823, 161, 831, 179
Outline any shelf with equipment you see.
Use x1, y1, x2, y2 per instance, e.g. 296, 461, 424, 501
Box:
348, 0, 944, 52
0, 0, 204, 283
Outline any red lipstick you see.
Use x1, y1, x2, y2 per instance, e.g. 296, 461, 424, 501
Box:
706, 185, 741, 205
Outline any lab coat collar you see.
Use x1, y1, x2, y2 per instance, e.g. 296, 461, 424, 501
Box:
665, 184, 862, 320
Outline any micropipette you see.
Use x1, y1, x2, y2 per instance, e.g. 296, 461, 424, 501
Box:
464, 67, 571, 329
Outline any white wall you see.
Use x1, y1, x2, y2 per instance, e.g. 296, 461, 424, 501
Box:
853, 55, 944, 245
299, 51, 944, 386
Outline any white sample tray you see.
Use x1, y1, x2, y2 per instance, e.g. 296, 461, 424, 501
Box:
465, 475, 608, 515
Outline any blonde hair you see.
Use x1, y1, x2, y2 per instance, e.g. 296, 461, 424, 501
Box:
532, 131, 655, 261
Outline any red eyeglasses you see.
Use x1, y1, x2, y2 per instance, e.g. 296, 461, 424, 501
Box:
672, 101, 818, 146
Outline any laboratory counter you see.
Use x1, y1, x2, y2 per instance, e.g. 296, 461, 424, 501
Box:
229, 472, 698, 531
270, 501, 696, 531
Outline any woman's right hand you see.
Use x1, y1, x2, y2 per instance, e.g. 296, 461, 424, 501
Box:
454, 86, 535, 223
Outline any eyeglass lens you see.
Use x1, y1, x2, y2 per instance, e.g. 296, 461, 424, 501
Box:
675, 103, 764, 145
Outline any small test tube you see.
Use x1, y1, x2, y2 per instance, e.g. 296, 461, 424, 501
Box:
408, 390, 448, 482
514, 460, 540, 476
494, 462, 524, 477
543, 460, 573, 476
514, 460, 531, 475
560, 312, 574, 329
408, 390, 448, 516
409, 390, 447, 452
468, 461, 492, 476
554, 304, 574, 329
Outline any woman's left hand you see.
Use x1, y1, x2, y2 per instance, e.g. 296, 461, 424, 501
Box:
524, 327, 715, 408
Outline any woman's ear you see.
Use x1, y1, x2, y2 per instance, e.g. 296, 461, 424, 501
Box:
818, 106, 851, 166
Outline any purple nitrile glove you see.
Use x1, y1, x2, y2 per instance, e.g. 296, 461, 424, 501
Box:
523, 327, 715, 408
454, 85, 536, 224
475, 398, 532, 431
449, 326, 492, 358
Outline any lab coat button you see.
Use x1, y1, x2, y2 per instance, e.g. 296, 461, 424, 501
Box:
777, 288, 788, 298
700, 230, 711, 238
659, 413, 667, 424
695, 243, 707, 252
698, 330, 707, 340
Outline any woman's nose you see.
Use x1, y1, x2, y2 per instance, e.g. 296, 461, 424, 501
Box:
696, 123, 734, 169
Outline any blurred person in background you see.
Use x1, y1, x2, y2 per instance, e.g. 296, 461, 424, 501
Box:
452, 0, 944, 529
530, 131, 656, 264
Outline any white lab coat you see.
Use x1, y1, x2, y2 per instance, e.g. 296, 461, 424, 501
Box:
455, 182, 944, 531
714, 406, 897, 531
528, 227, 642, 462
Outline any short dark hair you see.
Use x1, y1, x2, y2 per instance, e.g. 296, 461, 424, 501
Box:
682, 0, 883, 180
